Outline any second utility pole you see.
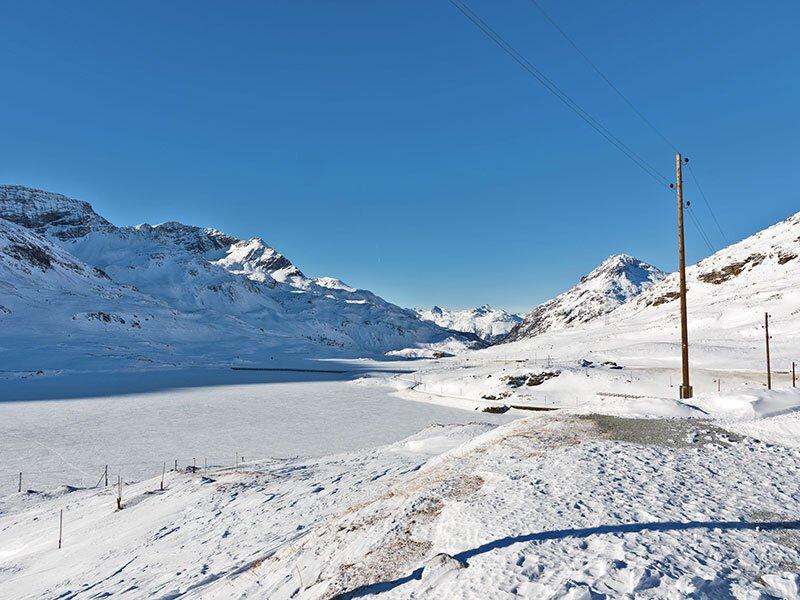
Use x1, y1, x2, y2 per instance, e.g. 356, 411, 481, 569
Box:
676, 153, 693, 399
765, 312, 771, 390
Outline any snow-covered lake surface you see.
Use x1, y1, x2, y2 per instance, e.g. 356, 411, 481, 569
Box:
0, 363, 514, 493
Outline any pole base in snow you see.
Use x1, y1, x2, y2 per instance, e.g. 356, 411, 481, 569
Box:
679, 385, 693, 399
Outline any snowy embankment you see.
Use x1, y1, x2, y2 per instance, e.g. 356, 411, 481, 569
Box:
2, 413, 799, 599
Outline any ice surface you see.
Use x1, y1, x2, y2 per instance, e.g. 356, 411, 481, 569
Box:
0, 366, 514, 492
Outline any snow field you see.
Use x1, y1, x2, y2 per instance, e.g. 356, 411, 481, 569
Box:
0, 367, 514, 494
3, 414, 799, 598
0, 423, 498, 598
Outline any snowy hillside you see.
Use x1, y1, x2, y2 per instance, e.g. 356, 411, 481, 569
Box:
4, 407, 800, 599
401, 211, 800, 415
505, 254, 666, 342
0, 185, 477, 374
415, 305, 522, 342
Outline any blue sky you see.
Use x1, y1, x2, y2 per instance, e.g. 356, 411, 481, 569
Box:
1, 1, 798, 312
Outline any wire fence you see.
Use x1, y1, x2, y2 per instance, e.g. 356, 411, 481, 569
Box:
4, 454, 263, 497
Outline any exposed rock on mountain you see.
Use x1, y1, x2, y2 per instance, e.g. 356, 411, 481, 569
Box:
632, 211, 800, 311
0, 185, 114, 240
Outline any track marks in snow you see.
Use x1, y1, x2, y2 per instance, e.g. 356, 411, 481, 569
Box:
3, 417, 800, 598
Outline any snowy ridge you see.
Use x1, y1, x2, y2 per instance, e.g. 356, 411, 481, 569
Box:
415, 305, 522, 342
132, 221, 238, 255
505, 254, 666, 342
0, 185, 478, 373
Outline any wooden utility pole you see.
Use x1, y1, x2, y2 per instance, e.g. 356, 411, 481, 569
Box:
675, 153, 693, 399
765, 312, 771, 390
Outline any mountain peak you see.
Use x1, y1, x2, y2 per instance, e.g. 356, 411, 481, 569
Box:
505, 254, 665, 342
594, 253, 641, 270
0, 184, 114, 240
214, 236, 304, 283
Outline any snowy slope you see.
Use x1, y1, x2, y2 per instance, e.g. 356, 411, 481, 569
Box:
401, 211, 800, 414
0, 185, 477, 373
415, 305, 522, 342
0, 216, 277, 374
3, 412, 799, 599
505, 254, 666, 341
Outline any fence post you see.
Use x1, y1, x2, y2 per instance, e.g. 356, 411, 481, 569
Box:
58, 509, 63, 549
104, 465, 108, 487
117, 476, 122, 510
18, 472, 22, 493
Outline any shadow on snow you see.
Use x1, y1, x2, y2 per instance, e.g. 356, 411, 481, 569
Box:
332, 519, 800, 599
0, 361, 413, 402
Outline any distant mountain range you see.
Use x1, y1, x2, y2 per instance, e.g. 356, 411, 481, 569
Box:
4, 184, 797, 376
415, 305, 522, 343
0, 185, 480, 374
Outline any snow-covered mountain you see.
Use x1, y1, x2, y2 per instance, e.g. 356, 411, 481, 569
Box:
504, 254, 666, 342
0, 185, 479, 373
415, 305, 522, 343
409, 210, 800, 412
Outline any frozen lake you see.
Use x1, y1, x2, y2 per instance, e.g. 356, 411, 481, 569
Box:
0, 365, 513, 493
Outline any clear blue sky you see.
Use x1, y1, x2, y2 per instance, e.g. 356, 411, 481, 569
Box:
1, 1, 798, 312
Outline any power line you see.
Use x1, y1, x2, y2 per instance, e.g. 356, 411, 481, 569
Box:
523, 0, 731, 249
686, 163, 729, 245
449, 0, 726, 257
447, 0, 672, 188
686, 203, 716, 254
526, 0, 680, 154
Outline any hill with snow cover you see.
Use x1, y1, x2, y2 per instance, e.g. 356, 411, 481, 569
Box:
0, 185, 478, 374
406, 210, 800, 414
504, 254, 666, 342
415, 305, 522, 343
